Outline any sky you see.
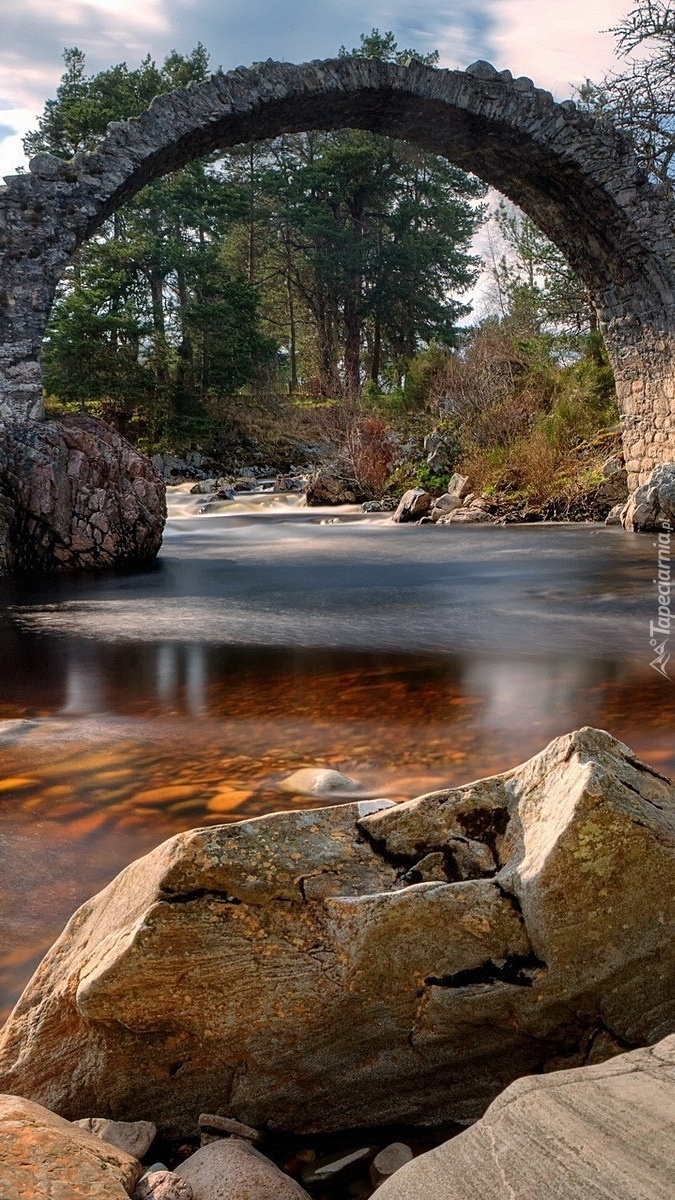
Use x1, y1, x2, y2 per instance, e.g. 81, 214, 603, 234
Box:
0, 0, 635, 179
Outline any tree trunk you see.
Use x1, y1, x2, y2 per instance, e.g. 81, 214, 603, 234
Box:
174, 265, 195, 415
284, 227, 298, 393
149, 272, 169, 385
370, 317, 382, 387
344, 303, 361, 396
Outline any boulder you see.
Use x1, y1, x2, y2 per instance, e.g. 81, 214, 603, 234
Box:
0, 414, 166, 573
174, 1138, 311, 1200
73, 1115, 156, 1158
446, 472, 471, 500
0, 1093, 141, 1199
605, 502, 624, 526
189, 479, 233, 496
376, 1036, 675, 1200
134, 1170, 193, 1200
391, 488, 432, 522
430, 493, 462, 522
1, 730, 675, 1136
304, 469, 359, 506
620, 462, 675, 531
361, 496, 397, 513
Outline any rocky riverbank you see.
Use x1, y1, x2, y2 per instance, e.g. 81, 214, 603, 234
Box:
1, 728, 675, 1196
162, 452, 675, 535
0, 421, 671, 577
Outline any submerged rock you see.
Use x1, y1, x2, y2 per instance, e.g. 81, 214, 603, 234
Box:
1, 729, 675, 1136
277, 767, 361, 796
0, 1093, 140, 1199
376, 1036, 675, 1200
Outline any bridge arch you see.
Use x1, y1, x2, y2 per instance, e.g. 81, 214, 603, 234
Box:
1, 55, 674, 485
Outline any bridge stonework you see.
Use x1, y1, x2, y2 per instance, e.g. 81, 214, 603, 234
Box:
1, 56, 674, 487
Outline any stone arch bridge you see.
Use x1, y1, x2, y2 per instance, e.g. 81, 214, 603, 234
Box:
1, 54, 674, 525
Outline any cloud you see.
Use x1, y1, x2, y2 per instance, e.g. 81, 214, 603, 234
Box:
488, 0, 629, 98
0, 0, 168, 172
0, 0, 634, 178
160, 0, 496, 73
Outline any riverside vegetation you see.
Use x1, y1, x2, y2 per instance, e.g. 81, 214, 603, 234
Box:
30, 27, 645, 524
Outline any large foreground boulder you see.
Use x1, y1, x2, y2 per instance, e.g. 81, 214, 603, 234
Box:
0, 729, 675, 1136
0, 1093, 141, 1199
377, 1035, 675, 1199
0, 414, 166, 572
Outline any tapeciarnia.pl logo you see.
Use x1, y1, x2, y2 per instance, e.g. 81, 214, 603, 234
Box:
650, 522, 672, 679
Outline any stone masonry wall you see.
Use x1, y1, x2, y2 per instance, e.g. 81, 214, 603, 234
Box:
0, 56, 675, 485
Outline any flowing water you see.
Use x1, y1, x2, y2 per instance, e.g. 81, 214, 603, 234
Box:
0, 483, 673, 1019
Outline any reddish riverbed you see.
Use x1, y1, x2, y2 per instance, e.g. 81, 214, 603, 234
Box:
0, 499, 672, 1018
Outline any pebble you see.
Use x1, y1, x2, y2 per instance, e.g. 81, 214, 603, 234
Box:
370, 1142, 414, 1188
278, 767, 361, 796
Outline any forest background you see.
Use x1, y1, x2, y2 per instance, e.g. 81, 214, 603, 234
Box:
24, 4, 675, 516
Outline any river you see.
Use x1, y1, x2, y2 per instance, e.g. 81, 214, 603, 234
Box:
0, 485, 672, 1018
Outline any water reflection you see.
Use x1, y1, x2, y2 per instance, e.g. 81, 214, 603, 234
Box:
0, 513, 672, 1019
61, 651, 104, 715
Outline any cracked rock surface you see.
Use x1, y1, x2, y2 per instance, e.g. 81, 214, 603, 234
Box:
0, 413, 166, 572
0, 728, 674, 1135
376, 1035, 675, 1199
